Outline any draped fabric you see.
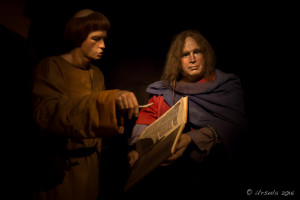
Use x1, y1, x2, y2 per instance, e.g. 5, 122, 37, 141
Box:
145, 69, 248, 157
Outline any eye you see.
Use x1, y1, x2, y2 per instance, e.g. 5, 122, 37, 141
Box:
91, 36, 103, 42
194, 49, 202, 54
182, 52, 189, 57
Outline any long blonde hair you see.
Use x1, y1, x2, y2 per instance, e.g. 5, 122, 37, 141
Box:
161, 30, 216, 88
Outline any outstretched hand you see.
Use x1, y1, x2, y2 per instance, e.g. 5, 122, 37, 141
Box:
115, 90, 139, 119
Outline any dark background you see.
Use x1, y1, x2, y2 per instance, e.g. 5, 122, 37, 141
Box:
2, 0, 298, 199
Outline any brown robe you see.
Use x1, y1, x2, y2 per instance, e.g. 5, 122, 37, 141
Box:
32, 56, 122, 200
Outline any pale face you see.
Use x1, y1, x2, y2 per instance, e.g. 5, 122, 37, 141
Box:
80, 30, 107, 61
180, 37, 205, 82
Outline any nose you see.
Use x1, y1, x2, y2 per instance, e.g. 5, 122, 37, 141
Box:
189, 53, 196, 63
99, 39, 105, 49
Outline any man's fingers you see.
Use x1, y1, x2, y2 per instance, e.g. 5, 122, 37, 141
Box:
116, 95, 125, 110
116, 91, 139, 119
127, 95, 135, 119
120, 94, 129, 109
128, 93, 139, 119
130, 92, 139, 118
128, 150, 139, 167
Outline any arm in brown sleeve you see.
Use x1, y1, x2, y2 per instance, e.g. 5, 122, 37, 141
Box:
32, 58, 122, 138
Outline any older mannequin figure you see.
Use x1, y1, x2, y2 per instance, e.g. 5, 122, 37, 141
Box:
32, 9, 139, 200
127, 30, 247, 198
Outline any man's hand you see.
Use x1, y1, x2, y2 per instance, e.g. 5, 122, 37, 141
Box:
115, 90, 139, 119
128, 150, 139, 167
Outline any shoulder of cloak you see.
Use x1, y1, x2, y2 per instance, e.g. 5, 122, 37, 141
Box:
145, 81, 169, 95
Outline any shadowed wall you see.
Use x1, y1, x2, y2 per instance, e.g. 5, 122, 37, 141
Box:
1, 1, 297, 199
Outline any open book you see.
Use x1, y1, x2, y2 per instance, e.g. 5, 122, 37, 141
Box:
124, 96, 188, 191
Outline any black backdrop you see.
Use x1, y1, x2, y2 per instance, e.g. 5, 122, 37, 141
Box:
3, 1, 297, 199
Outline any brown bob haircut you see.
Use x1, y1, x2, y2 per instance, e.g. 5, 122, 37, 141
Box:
161, 30, 216, 87
64, 11, 110, 48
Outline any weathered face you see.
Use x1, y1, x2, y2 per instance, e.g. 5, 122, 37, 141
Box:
80, 30, 107, 61
180, 37, 205, 82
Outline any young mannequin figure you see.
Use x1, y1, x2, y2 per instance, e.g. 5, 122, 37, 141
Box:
31, 9, 139, 200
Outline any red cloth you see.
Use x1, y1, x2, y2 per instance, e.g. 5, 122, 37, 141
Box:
136, 95, 170, 125
136, 78, 211, 125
